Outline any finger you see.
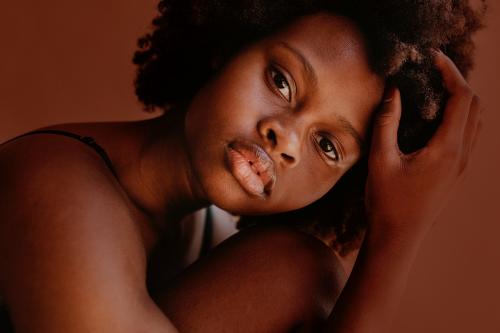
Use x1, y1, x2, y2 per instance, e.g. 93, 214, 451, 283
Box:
463, 95, 481, 149
471, 114, 483, 153
429, 50, 474, 147
370, 86, 402, 159
458, 115, 482, 183
433, 49, 469, 94
469, 104, 483, 159
460, 95, 481, 172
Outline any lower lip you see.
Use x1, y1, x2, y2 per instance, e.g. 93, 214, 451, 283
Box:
225, 147, 266, 198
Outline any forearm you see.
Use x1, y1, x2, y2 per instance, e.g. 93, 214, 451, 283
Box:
323, 224, 424, 333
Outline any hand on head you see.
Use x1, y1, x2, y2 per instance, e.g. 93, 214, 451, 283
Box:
365, 49, 482, 241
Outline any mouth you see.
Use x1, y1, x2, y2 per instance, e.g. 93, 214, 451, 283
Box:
224, 139, 277, 198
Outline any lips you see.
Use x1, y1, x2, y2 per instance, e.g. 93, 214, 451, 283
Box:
225, 139, 276, 197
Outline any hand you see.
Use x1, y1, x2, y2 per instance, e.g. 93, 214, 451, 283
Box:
365, 50, 483, 242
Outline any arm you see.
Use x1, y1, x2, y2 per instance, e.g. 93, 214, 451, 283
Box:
0, 137, 179, 333
323, 221, 423, 332
323, 50, 482, 332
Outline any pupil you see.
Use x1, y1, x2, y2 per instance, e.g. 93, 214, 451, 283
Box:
274, 73, 286, 89
319, 138, 333, 152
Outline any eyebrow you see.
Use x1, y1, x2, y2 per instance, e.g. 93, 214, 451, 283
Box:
275, 42, 365, 152
337, 115, 365, 152
276, 42, 318, 88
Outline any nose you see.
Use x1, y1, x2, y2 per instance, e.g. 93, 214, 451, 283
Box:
257, 115, 301, 168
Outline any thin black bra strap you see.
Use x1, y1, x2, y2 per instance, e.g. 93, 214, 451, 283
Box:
1, 129, 118, 178
199, 206, 213, 258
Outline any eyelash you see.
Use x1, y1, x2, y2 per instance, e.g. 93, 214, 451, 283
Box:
268, 65, 292, 102
313, 133, 340, 162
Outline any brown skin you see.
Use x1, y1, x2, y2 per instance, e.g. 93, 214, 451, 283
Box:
323, 49, 483, 332
0, 13, 481, 333
185, 13, 383, 215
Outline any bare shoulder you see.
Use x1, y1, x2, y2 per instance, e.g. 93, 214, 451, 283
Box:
0, 135, 176, 332
0, 133, 132, 243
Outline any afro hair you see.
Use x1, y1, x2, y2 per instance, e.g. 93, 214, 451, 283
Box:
133, 0, 487, 255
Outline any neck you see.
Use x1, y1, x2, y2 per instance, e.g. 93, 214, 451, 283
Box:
118, 111, 210, 233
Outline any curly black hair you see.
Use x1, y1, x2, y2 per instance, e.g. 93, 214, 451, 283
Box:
133, 0, 486, 256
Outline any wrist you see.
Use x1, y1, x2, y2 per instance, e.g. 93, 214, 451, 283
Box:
364, 215, 426, 254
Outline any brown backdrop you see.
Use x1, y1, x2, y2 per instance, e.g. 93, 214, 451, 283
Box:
1, 1, 499, 332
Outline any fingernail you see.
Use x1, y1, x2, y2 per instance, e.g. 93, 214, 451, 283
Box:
383, 86, 396, 103
430, 48, 444, 57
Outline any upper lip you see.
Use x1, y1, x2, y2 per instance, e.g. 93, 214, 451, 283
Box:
227, 139, 277, 194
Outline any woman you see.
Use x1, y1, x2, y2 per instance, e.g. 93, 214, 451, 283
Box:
0, 0, 485, 332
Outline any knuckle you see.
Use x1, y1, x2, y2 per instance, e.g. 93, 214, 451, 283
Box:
425, 148, 442, 165
470, 102, 481, 121
472, 94, 481, 106
426, 145, 448, 164
471, 95, 482, 112
459, 152, 471, 174
457, 166, 468, 182
458, 85, 474, 99
458, 163, 467, 178
439, 143, 461, 162
460, 154, 470, 174
477, 117, 484, 131
480, 106, 486, 115
375, 112, 391, 123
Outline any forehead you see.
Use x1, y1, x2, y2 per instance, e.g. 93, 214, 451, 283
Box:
276, 13, 370, 65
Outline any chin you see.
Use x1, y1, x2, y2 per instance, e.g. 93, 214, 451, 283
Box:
203, 182, 305, 217
201, 178, 264, 215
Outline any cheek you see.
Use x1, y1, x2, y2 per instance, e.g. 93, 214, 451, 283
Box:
277, 158, 340, 210
186, 66, 272, 139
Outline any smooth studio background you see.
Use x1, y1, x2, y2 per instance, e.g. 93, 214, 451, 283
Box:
1, 1, 499, 332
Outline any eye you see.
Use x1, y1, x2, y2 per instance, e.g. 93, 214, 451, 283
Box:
313, 133, 340, 162
269, 66, 292, 102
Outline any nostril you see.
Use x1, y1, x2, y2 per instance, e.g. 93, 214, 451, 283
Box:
266, 129, 277, 146
281, 153, 295, 164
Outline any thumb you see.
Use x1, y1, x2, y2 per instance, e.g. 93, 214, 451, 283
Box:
370, 86, 402, 156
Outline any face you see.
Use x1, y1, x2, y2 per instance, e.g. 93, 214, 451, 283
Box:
184, 13, 384, 215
